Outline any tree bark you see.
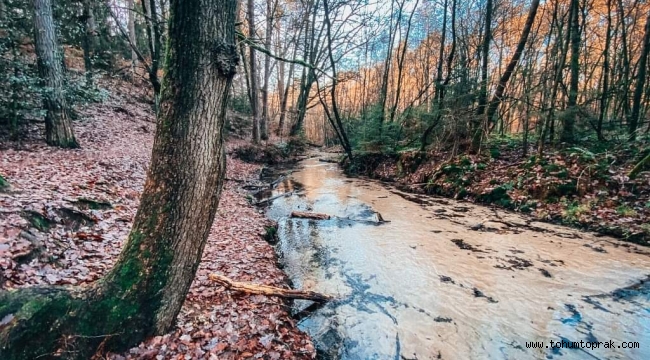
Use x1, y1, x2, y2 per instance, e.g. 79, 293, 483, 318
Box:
562, 0, 580, 144
80, 0, 98, 86
629, 11, 650, 140
321, 0, 353, 159
142, 0, 162, 108
128, 0, 137, 77
0, 0, 238, 358
420, 0, 455, 151
260, 0, 274, 140
485, 0, 540, 129
597, 0, 612, 140
471, 0, 493, 152
248, 0, 261, 143
32, 0, 78, 148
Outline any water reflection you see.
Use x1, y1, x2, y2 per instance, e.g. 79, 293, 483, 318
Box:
267, 156, 650, 360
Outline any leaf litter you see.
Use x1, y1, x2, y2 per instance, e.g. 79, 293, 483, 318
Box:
0, 83, 315, 359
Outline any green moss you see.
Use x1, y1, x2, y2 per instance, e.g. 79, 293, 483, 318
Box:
75, 198, 112, 210
21, 210, 53, 231
0, 174, 9, 190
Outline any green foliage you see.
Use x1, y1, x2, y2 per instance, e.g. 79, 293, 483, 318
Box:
477, 183, 514, 208
234, 137, 307, 164
229, 93, 253, 115
616, 205, 637, 217
562, 201, 591, 223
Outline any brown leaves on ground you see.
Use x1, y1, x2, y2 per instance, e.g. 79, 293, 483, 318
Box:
356, 144, 650, 244
0, 81, 315, 359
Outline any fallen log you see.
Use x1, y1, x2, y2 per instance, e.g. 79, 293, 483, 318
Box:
209, 274, 332, 302
291, 211, 331, 220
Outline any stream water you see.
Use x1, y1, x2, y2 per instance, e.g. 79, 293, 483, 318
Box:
264, 155, 650, 360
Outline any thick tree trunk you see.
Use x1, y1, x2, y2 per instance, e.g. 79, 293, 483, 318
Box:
32, 0, 78, 148
0, 0, 238, 358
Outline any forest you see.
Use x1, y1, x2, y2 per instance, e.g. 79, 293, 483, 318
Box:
1, 0, 650, 358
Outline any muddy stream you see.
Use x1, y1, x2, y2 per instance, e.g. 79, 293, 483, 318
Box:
260, 155, 650, 359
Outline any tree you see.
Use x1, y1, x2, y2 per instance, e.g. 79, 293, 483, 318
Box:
142, 0, 163, 107
0, 0, 238, 358
471, 0, 493, 151
248, 0, 261, 143
128, 0, 137, 77
320, 0, 352, 159
562, 0, 581, 144
80, 0, 98, 86
32, 0, 78, 148
261, 0, 274, 140
629, 11, 650, 140
485, 0, 540, 129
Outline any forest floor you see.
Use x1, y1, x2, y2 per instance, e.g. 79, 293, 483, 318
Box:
0, 79, 315, 359
346, 139, 650, 246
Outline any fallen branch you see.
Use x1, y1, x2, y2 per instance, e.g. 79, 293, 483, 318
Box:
291, 211, 331, 220
209, 274, 332, 302
629, 153, 650, 179
254, 191, 293, 205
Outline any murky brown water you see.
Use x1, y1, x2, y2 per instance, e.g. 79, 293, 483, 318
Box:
265, 156, 650, 360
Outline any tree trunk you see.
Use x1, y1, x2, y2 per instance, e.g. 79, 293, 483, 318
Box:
388, 0, 419, 125
420, 0, 455, 151
562, 0, 580, 144
80, 0, 98, 86
471, 0, 492, 152
142, 0, 162, 108
32, 0, 78, 148
248, 0, 261, 143
629, 11, 650, 140
597, 0, 612, 140
290, 0, 319, 137
128, 0, 137, 77
485, 0, 540, 129
0, 0, 238, 358
321, 0, 352, 159
260, 0, 273, 140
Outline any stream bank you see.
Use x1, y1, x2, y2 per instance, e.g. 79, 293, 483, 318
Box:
342, 146, 650, 246
258, 153, 650, 359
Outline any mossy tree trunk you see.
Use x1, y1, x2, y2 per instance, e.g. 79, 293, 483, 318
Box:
32, 0, 78, 148
0, 0, 238, 358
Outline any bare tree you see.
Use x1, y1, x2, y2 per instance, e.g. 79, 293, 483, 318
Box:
629, 11, 650, 140
248, 0, 261, 143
